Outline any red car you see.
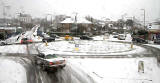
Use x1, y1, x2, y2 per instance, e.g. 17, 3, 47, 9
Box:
21, 38, 33, 44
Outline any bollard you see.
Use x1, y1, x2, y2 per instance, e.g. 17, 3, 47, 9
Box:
75, 44, 79, 51
131, 42, 133, 49
45, 41, 48, 46
138, 61, 144, 73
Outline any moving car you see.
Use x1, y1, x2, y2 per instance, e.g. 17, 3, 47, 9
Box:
20, 38, 33, 44
80, 35, 93, 40
42, 37, 55, 42
35, 53, 66, 71
50, 34, 60, 38
64, 35, 73, 40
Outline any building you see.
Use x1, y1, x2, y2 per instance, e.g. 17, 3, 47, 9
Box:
18, 14, 32, 23
60, 17, 92, 35
147, 22, 160, 40
17, 13, 33, 30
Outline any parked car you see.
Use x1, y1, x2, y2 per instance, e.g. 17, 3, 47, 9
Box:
42, 37, 55, 42
132, 37, 148, 44
35, 53, 66, 71
80, 35, 93, 40
154, 39, 160, 44
0, 40, 6, 46
118, 34, 126, 40
50, 34, 60, 38
112, 32, 119, 38
20, 38, 33, 44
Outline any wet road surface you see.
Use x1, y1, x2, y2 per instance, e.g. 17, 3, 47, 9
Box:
0, 54, 96, 83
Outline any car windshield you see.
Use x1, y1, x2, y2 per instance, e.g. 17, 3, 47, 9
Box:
45, 54, 57, 59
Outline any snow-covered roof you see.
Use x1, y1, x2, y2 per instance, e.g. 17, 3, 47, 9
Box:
61, 18, 74, 23
0, 27, 17, 30
61, 18, 92, 24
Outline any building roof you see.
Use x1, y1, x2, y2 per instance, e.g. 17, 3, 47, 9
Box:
0, 27, 17, 30
61, 18, 92, 24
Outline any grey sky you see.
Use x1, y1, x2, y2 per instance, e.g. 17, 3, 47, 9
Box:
0, 0, 160, 22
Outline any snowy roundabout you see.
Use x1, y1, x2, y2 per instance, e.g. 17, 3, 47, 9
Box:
37, 40, 146, 55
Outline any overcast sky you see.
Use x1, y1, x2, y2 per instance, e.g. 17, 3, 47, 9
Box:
0, 0, 160, 22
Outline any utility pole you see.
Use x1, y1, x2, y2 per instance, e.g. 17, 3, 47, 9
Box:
75, 13, 78, 36
141, 9, 145, 29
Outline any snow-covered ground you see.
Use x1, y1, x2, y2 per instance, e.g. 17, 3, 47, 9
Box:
37, 40, 146, 55
1, 26, 160, 83
69, 57, 160, 83
0, 34, 145, 55
0, 44, 38, 54
0, 26, 138, 55
0, 45, 27, 53
0, 57, 27, 83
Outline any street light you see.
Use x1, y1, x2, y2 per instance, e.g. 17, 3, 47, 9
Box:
141, 9, 145, 29
73, 12, 78, 36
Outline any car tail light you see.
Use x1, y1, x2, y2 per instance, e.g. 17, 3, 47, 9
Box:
49, 62, 54, 65
28, 40, 33, 42
30, 40, 33, 42
20, 40, 23, 44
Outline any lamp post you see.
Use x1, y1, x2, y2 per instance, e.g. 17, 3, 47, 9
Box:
141, 9, 145, 29
73, 12, 78, 36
